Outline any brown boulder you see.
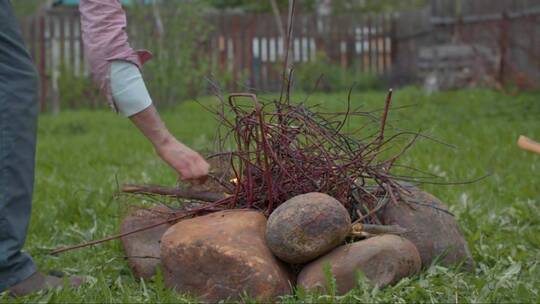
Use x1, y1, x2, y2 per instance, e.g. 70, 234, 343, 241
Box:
298, 235, 421, 295
266, 192, 351, 264
120, 207, 173, 280
379, 185, 474, 271
160, 210, 293, 302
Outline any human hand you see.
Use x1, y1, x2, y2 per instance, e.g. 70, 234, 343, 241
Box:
128, 105, 209, 183
155, 138, 210, 183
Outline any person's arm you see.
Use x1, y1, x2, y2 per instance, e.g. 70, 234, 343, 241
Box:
129, 105, 209, 181
79, 1, 209, 182
109, 60, 209, 181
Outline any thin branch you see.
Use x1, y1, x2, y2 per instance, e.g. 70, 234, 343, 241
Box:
378, 88, 393, 141
122, 184, 226, 202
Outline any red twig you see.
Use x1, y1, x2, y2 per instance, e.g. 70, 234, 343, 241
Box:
379, 88, 393, 142
121, 184, 225, 202
50, 197, 233, 255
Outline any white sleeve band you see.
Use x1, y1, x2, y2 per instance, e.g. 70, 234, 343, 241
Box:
110, 60, 153, 117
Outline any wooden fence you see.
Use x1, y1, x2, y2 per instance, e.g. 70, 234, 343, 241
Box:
19, 0, 540, 112
19, 9, 395, 112
204, 14, 395, 92
20, 9, 87, 112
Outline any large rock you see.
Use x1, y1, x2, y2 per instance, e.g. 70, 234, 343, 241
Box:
298, 235, 421, 294
266, 192, 351, 264
379, 185, 474, 271
120, 207, 173, 280
160, 210, 293, 302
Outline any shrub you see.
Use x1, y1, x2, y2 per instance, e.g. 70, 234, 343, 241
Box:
57, 64, 100, 110
295, 52, 382, 93
128, 2, 212, 106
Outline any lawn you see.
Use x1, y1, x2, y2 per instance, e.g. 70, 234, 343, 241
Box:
2, 87, 539, 302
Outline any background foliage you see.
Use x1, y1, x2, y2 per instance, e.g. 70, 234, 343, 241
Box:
128, 1, 213, 105
12, 0, 430, 16
295, 52, 383, 92
204, 0, 315, 13
205, 0, 428, 13
11, 0, 46, 16
330, 0, 429, 13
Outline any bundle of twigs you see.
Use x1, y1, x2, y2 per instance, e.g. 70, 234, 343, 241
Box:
204, 89, 412, 224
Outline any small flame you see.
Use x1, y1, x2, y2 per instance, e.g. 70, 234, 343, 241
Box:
230, 178, 238, 185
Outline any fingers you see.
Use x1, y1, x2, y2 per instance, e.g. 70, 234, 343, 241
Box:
187, 175, 208, 186
178, 155, 210, 184
155, 139, 210, 183
194, 159, 210, 183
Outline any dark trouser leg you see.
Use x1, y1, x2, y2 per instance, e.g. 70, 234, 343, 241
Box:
0, 0, 39, 292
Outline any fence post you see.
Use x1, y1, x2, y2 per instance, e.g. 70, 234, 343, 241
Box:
498, 11, 509, 84
231, 15, 239, 91
247, 15, 255, 90
390, 14, 397, 73
219, 15, 228, 83
366, 15, 373, 74
358, 15, 365, 73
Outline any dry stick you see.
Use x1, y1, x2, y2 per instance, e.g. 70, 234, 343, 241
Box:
353, 194, 389, 224
278, 0, 297, 103
50, 215, 179, 255
269, 0, 286, 44
379, 88, 393, 141
403, 197, 455, 216
50, 197, 233, 255
360, 89, 394, 168
123, 255, 160, 260
363, 224, 407, 235
350, 223, 407, 237
122, 184, 225, 202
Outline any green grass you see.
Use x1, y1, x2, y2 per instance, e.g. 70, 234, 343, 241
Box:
2, 87, 540, 302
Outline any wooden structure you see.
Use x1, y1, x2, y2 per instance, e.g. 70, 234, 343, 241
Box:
19, 7, 396, 112
19, 0, 540, 112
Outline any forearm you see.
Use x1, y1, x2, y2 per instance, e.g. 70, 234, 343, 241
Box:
109, 61, 167, 145
129, 105, 173, 148
129, 105, 210, 181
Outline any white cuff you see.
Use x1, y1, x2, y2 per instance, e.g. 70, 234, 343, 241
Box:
110, 60, 153, 117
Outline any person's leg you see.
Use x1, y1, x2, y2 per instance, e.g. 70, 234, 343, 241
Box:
0, 0, 39, 292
